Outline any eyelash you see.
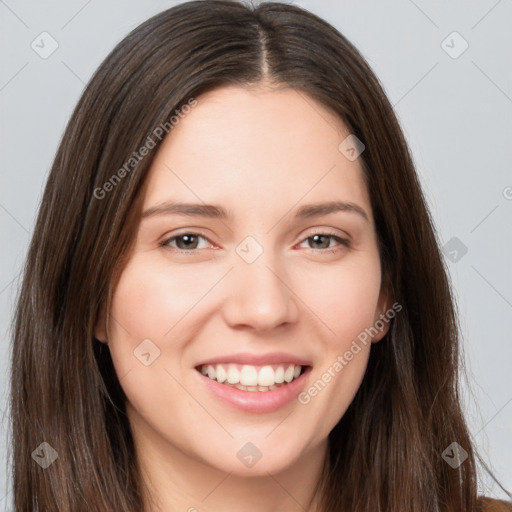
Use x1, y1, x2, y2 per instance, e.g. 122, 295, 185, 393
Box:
160, 230, 351, 255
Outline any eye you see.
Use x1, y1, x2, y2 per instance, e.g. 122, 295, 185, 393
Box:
160, 232, 212, 253
297, 232, 350, 253
160, 230, 350, 255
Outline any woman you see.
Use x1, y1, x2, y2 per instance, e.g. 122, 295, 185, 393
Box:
10, 1, 511, 510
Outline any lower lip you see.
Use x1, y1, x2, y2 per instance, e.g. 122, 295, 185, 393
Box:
195, 366, 312, 413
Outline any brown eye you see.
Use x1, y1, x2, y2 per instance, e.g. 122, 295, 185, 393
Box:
308, 234, 331, 249
298, 232, 350, 253
161, 232, 211, 252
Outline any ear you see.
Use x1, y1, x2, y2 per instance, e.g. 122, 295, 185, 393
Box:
94, 302, 108, 343
371, 276, 392, 343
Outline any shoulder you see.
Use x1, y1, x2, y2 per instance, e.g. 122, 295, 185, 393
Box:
478, 496, 512, 512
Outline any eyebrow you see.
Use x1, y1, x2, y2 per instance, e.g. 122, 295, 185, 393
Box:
141, 200, 370, 223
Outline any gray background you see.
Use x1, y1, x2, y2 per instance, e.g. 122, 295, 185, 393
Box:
1, 0, 511, 509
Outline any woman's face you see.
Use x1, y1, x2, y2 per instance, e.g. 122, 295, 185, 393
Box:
97, 84, 390, 477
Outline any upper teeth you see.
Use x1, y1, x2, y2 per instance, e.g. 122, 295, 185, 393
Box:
199, 364, 302, 386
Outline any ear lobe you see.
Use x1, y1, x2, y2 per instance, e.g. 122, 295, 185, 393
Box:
94, 303, 108, 343
372, 278, 393, 343
372, 315, 391, 343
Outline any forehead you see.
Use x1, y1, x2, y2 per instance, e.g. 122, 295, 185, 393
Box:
142, 85, 371, 222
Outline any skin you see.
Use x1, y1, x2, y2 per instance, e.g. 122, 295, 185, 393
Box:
96, 83, 391, 512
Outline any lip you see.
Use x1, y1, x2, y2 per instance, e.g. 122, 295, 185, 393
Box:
195, 365, 312, 414
195, 351, 312, 367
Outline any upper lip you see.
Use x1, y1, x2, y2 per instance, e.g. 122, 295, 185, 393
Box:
195, 352, 312, 368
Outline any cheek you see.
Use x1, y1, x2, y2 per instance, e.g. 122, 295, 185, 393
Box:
295, 254, 382, 345
106, 257, 190, 384
292, 256, 381, 431
109, 255, 208, 343
106, 258, 201, 445
106, 253, 230, 403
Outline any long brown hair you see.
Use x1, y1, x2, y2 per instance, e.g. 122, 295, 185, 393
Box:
9, 1, 509, 510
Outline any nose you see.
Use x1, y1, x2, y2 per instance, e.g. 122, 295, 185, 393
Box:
222, 255, 299, 332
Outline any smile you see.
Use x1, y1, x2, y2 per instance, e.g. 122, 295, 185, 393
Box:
197, 363, 305, 392
194, 362, 312, 413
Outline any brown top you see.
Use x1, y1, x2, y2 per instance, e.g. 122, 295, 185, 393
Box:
479, 497, 512, 512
